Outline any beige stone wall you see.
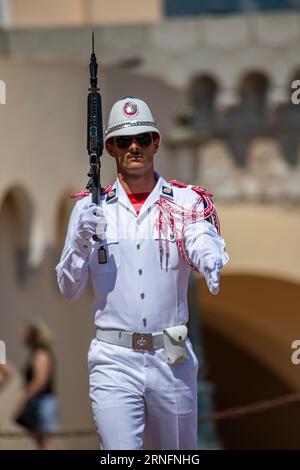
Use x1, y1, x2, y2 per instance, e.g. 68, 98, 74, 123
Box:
4, 13, 300, 106
8, 0, 162, 28
11, 0, 84, 28
219, 203, 300, 285
87, 0, 162, 25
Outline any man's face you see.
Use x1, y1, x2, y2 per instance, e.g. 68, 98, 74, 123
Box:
106, 132, 160, 176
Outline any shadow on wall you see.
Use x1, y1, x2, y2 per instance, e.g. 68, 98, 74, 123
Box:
203, 323, 300, 450
197, 274, 300, 449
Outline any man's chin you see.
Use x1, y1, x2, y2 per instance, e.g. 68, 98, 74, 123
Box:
124, 164, 149, 175
126, 162, 145, 170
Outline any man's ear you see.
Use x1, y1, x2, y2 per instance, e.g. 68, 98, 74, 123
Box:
153, 133, 160, 153
105, 139, 115, 157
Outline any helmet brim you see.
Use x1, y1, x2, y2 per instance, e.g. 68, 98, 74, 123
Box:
104, 124, 160, 144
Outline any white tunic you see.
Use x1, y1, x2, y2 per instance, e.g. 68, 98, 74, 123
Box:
56, 172, 229, 332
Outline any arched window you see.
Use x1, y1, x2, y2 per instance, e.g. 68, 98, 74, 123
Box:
239, 72, 269, 116
189, 75, 218, 131
0, 186, 33, 284
55, 191, 74, 259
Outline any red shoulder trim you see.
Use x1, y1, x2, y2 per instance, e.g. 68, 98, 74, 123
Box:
69, 184, 113, 199
169, 180, 214, 197
191, 185, 214, 198
102, 184, 113, 194
168, 179, 188, 188
69, 190, 90, 199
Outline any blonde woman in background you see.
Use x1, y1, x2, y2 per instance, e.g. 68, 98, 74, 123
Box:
14, 318, 59, 450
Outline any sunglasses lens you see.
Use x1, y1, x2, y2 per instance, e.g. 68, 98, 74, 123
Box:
115, 136, 132, 149
115, 133, 153, 149
136, 133, 152, 147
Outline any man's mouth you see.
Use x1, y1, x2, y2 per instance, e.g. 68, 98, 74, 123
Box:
129, 155, 142, 160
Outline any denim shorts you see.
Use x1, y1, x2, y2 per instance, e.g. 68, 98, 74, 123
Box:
33, 394, 60, 433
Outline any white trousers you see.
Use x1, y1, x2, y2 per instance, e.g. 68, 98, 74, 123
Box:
88, 337, 199, 450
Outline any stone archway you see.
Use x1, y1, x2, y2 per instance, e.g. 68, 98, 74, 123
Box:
197, 273, 300, 449
0, 185, 34, 370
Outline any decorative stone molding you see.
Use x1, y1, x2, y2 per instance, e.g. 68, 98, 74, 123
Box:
194, 138, 300, 203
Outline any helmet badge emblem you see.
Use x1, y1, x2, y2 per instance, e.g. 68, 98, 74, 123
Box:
123, 101, 138, 117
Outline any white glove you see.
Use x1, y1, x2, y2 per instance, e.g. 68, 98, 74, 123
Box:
75, 204, 106, 242
202, 257, 221, 295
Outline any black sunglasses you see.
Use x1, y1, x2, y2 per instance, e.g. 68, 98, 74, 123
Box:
115, 132, 153, 149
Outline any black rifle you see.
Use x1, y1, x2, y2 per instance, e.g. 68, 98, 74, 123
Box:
86, 32, 103, 205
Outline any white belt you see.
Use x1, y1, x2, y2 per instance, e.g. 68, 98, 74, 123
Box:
96, 329, 164, 351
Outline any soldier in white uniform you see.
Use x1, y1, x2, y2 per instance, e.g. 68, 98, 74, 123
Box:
56, 97, 229, 450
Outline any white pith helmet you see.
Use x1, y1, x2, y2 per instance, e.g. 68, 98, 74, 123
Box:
104, 97, 160, 145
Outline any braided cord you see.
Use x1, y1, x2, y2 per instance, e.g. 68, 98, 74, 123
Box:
155, 195, 220, 272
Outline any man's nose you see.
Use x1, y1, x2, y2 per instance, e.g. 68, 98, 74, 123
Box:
129, 137, 140, 150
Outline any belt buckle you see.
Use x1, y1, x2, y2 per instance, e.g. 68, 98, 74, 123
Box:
132, 333, 153, 351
